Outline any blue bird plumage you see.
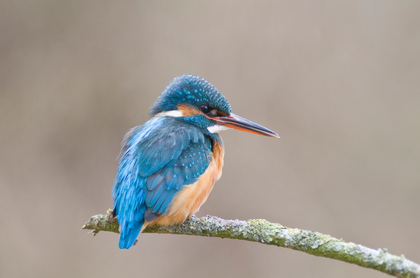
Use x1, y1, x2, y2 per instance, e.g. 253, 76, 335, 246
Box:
150, 75, 231, 117
112, 75, 279, 249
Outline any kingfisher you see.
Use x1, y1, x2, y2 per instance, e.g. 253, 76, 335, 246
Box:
112, 74, 279, 249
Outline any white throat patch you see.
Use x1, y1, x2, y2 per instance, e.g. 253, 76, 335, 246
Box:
207, 125, 230, 133
155, 110, 183, 118
155, 110, 230, 134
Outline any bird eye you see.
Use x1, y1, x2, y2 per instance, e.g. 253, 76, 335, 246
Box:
200, 104, 210, 114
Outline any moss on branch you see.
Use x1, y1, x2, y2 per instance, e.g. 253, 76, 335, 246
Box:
83, 211, 420, 278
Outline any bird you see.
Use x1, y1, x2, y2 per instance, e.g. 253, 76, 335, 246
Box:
112, 74, 279, 249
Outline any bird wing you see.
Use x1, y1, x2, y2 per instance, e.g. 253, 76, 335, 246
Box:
144, 139, 212, 221
112, 117, 212, 248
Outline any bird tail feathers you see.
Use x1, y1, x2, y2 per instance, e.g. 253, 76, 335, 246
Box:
118, 220, 144, 249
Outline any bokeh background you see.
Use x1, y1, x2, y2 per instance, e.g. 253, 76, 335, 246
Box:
1, 1, 419, 278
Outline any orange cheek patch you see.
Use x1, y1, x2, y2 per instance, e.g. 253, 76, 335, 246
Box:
177, 104, 201, 117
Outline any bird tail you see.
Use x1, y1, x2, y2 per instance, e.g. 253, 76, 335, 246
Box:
119, 220, 145, 249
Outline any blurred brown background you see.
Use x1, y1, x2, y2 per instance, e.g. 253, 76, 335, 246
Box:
1, 1, 419, 278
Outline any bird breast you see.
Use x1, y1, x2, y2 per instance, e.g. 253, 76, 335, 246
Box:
149, 139, 224, 226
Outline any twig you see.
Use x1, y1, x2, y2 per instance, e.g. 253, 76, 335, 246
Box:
83, 211, 420, 278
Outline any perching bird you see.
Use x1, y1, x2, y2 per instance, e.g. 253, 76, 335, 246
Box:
112, 75, 279, 249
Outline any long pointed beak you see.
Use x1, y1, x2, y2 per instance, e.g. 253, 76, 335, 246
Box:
214, 113, 279, 138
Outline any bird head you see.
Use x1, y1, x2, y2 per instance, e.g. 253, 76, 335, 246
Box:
150, 75, 279, 138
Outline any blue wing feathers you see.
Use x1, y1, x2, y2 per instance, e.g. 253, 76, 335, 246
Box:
156, 190, 177, 215
153, 189, 177, 214
146, 171, 165, 191
145, 179, 167, 207
137, 128, 192, 177
112, 117, 212, 249
144, 209, 159, 222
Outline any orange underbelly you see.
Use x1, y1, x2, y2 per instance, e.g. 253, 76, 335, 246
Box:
148, 140, 224, 227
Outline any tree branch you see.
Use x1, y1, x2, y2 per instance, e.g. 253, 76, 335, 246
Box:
83, 211, 420, 278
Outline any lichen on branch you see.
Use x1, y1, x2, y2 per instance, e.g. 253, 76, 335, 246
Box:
83, 211, 420, 278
